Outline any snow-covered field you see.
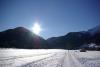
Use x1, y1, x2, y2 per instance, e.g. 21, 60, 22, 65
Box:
0, 49, 100, 67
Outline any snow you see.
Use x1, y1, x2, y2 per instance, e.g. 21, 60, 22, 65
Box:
73, 50, 100, 67
0, 49, 100, 67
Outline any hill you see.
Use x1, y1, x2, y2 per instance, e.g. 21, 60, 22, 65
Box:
0, 27, 48, 49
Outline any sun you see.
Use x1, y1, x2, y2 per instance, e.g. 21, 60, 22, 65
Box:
32, 22, 42, 35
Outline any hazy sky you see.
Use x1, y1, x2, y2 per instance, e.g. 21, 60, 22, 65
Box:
0, 0, 100, 39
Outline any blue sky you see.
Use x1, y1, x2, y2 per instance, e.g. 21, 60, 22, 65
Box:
0, 0, 100, 39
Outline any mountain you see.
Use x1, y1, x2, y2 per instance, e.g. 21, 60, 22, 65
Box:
47, 36, 67, 49
0, 27, 48, 49
47, 25, 100, 49
0, 25, 100, 49
88, 25, 100, 35
88, 25, 100, 45
47, 32, 91, 49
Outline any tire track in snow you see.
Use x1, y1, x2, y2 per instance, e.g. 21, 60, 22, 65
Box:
21, 52, 65, 67
0, 53, 56, 67
20, 53, 57, 67
0, 52, 55, 61
69, 51, 84, 67
62, 50, 84, 67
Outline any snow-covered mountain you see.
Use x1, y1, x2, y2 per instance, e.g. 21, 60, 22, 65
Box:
88, 25, 100, 35
47, 25, 100, 49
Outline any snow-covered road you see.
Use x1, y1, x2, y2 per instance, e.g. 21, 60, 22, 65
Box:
0, 49, 100, 67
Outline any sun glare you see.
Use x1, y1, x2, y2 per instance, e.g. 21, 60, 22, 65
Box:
32, 22, 42, 35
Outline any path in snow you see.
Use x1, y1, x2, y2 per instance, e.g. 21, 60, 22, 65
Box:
62, 50, 83, 67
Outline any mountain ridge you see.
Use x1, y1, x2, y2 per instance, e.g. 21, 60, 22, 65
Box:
0, 27, 48, 49
47, 25, 100, 49
0, 25, 100, 49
